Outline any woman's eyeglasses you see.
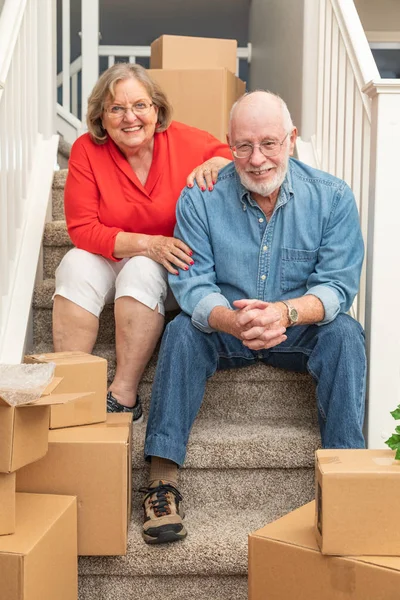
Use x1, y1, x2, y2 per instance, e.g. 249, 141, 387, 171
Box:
105, 100, 154, 119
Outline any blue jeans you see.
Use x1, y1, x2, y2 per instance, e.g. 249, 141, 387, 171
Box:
144, 312, 366, 466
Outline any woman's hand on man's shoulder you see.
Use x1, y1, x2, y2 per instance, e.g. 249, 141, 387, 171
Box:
186, 157, 231, 192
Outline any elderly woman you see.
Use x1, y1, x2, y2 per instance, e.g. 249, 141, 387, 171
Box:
53, 63, 231, 421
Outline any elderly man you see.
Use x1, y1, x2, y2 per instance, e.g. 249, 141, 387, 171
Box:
140, 91, 366, 545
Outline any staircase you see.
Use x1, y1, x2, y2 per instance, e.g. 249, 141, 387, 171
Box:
32, 167, 320, 599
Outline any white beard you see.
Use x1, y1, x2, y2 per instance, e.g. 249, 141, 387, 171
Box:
237, 148, 290, 197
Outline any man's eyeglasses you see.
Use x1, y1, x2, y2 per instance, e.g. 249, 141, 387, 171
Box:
105, 100, 154, 119
231, 132, 290, 159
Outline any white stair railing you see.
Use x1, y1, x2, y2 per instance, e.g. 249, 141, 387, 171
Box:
313, 0, 380, 329
0, 0, 58, 363
302, 0, 400, 449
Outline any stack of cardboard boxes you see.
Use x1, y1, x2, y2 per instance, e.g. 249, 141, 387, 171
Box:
0, 369, 88, 599
0, 351, 133, 599
149, 34, 246, 141
249, 449, 400, 598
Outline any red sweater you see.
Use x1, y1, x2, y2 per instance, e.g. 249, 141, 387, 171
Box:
64, 121, 231, 261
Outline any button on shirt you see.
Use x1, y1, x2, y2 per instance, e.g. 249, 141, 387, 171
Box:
169, 158, 364, 333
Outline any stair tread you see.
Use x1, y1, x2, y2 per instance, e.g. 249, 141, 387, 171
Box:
131, 419, 319, 469
53, 169, 68, 187
43, 221, 71, 246
78, 504, 299, 577
30, 332, 314, 385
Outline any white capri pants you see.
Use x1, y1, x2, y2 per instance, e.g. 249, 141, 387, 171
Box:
54, 248, 178, 317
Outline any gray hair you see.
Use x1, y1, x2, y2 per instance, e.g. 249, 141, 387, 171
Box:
229, 90, 294, 137
86, 63, 173, 144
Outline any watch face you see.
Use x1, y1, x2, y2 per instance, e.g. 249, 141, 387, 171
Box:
289, 307, 299, 323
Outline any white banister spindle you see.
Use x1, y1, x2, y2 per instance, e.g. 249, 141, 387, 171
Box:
334, 38, 346, 181
315, 0, 325, 162
129, 55, 136, 64
343, 58, 354, 188
81, 0, 99, 126
301, 0, 319, 142
108, 55, 115, 68
62, 0, 70, 112
328, 17, 339, 175
20, 11, 28, 202
356, 111, 371, 328
26, 0, 34, 172
7, 67, 17, 249
71, 72, 78, 117
14, 35, 23, 222
351, 91, 363, 208
321, 2, 332, 171
0, 102, 9, 297
37, 0, 55, 139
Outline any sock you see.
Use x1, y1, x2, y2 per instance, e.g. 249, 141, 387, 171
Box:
149, 456, 178, 487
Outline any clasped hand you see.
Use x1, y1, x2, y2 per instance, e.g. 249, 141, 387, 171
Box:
146, 235, 193, 275
232, 299, 287, 350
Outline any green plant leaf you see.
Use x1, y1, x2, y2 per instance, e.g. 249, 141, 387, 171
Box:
395, 426, 400, 434
396, 448, 400, 461
390, 406, 400, 420
385, 433, 400, 450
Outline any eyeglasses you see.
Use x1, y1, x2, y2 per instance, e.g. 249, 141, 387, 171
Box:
105, 100, 154, 119
231, 132, 290, 159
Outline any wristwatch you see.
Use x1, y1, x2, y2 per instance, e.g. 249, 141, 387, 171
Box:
281, 300, 299, 326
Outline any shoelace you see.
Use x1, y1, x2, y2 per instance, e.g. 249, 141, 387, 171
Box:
139, 483, 183, 517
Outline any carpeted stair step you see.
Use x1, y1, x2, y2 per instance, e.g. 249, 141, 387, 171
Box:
43, 221, 71, 279
78, 507, 273, 577
132, 466, 314, 511
130, 420, 319, 470
31, 346, 318, 430
52, 169, 68, 220
79, 574, 247, 600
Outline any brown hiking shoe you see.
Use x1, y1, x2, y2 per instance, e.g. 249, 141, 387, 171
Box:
140, 480, 187, 544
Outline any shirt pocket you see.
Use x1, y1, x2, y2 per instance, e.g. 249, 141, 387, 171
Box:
281, 247, 319, 294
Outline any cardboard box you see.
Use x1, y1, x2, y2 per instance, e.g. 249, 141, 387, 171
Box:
82, 412, 132, 429
0, 378, 84, 473
16, 420, 132, 555
0, 472, 16, 535
315, 449, 400, 555
149, 68, 245, 142
25, 351, 107, 428
249, 501, 400, 600
150, 34, 237, 73
0, 493, 77, 600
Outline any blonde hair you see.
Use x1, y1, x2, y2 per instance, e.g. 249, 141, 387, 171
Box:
86, 63, 173, 144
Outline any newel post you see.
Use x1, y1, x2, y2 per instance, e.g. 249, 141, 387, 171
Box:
363, 80, 400, 448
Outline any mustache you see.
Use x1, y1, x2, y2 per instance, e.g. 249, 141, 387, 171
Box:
244, 167, 273, 173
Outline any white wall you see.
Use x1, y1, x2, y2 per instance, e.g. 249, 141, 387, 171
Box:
248, 0, 305, 133
354, 0, 400, 32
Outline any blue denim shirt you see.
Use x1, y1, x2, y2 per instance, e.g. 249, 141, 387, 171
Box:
169, 158, 364, 333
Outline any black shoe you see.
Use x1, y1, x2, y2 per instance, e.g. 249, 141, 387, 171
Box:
140, 480, 187, 545
106, 391, 143, 423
